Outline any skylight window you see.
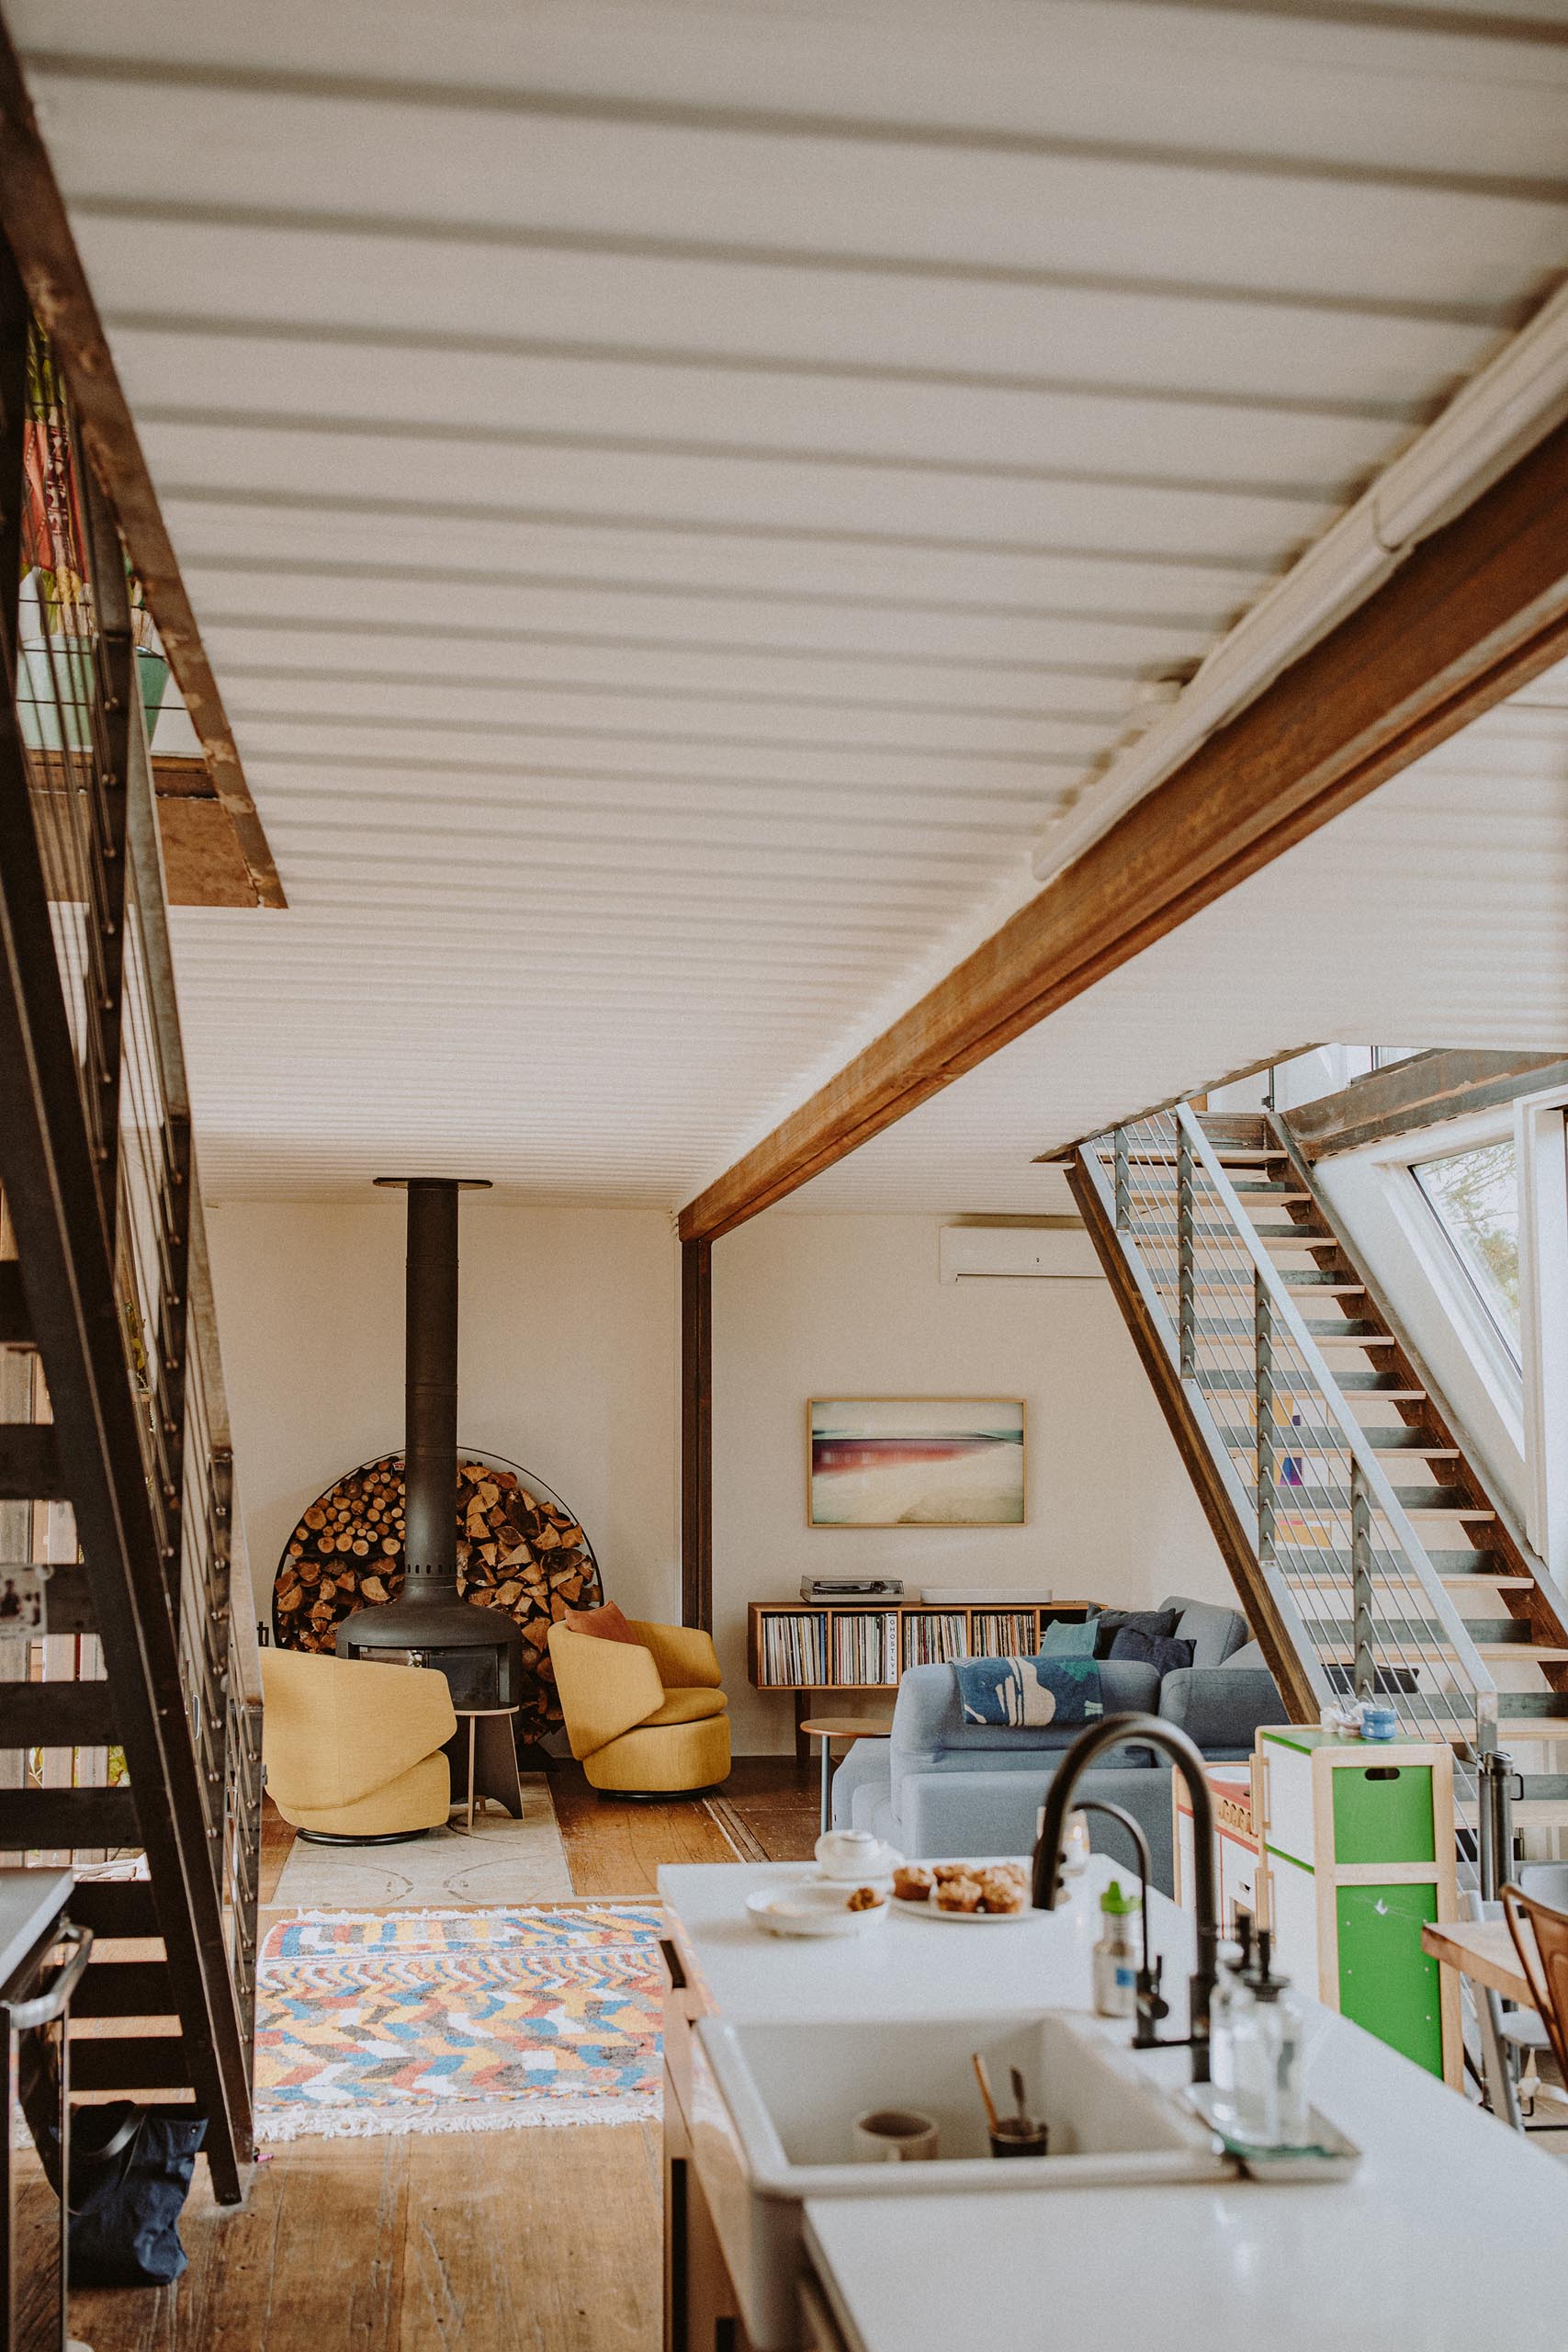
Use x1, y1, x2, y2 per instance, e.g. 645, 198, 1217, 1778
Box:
1412, 1138, 1521, 1367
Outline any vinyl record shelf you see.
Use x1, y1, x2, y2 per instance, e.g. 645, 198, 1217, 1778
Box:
749, 1600, 1096, 1757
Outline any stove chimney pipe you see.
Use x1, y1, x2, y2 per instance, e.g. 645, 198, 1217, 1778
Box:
401, 1179, 461, 1599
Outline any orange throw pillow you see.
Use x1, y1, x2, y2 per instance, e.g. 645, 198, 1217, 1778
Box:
567, 1600, 641, 1645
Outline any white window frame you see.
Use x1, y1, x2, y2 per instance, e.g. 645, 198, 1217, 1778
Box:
1367, 1088, 1568, 1583
1517, 1090, 1568, 1583
1368, 1106, 1523, 1439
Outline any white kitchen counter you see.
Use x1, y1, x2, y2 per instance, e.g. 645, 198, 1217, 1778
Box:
660, 1856, 1568, 2351
659, 1855, 1193, 2029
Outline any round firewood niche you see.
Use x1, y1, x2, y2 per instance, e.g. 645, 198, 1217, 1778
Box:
271, 1452, 604, 1743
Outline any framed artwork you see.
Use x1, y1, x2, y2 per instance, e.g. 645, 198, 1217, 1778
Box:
807, 1397, 1026, 1527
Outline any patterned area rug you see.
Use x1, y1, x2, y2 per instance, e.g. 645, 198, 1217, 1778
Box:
254, 1904, 662, 2140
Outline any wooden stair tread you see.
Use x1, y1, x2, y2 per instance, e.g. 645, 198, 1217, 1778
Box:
0, 1786, 139, 1849
1213, 1426, 1457, 1456
68, 2035, 191, 2093
0, 1679, 116, 1746
0, 1261, 30, 1347
0, 1421, 67, 1501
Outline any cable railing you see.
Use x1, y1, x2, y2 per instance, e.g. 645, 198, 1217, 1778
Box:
1081, 1103, 1497, 1867
4, 308, 261, 2143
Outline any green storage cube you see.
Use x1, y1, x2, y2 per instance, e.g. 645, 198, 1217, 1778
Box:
1331, 1762, 1436, 1866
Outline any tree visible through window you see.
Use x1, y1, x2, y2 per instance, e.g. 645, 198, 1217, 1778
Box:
1412, 1139, 1521, 1364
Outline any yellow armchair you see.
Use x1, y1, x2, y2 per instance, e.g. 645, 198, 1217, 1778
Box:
261, 1648, 457, 1842
547, 1617, 729, 1795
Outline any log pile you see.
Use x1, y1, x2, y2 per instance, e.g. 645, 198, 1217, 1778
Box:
272, 1453, 603, 1741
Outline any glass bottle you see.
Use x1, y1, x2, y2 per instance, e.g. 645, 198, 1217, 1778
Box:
1233, 1929, 1308, 2148
1092, 1879, 1139, 2018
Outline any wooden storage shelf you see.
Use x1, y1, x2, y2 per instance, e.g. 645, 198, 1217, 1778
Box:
746, 1600, 1096, 1692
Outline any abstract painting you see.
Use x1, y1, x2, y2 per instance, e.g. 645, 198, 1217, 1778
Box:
807, 1397, 1026, 1526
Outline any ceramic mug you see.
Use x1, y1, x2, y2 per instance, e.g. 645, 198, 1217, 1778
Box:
851, 2108, 940, 2163
816, 1827, 882, 1881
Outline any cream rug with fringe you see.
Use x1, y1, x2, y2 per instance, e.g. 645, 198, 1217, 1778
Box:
254, 1902, 662, 2140
269, 1772, 572, 1911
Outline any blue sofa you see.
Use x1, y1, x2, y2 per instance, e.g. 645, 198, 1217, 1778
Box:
830, 1595, 1283, 1894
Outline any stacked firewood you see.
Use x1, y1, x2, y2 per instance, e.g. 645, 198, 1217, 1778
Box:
272, 1453, 603, 1740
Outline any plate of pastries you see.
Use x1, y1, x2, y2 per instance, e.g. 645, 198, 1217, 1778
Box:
890, 1860, 1032, 1919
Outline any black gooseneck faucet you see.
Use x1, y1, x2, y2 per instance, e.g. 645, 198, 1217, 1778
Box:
1032, 1713, 1221, 2084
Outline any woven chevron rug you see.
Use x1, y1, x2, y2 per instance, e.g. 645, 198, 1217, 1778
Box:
254, 1903, 662, 2140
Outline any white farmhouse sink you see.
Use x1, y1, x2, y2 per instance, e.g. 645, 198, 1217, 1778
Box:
689, 2011, 1230, 2348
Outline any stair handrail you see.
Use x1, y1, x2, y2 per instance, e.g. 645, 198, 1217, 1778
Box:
1173, 1102, 1498, 1744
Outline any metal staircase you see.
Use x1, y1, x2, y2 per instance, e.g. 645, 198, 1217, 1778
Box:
1071, 1102, 1568, 1877
0, 265, 260, 2199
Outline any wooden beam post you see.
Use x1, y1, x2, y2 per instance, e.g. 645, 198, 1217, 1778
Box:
679, 414, 1568, 1242
681, 1236, 713, 1632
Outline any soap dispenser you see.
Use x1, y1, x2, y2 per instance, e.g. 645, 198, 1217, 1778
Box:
1232, 1928, 1308, 2148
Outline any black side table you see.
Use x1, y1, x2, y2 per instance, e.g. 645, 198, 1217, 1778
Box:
0, 1871, 94, 2352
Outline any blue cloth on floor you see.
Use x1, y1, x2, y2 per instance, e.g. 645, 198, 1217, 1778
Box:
953, 1653, 1104, 1729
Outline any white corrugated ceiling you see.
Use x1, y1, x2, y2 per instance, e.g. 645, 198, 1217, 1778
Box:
14, 0, 1568, 1203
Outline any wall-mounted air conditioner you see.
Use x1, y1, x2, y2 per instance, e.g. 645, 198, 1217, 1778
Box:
939, 1223, 1102, 1283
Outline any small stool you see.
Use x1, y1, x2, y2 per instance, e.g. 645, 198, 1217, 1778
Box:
446, 1704, 524, 1834
799, 1714, 891, 1836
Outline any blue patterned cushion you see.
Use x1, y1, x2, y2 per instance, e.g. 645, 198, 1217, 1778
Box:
953, 1654, 1104, 1729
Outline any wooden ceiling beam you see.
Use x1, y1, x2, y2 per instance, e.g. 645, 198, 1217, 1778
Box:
0, 22, 285, 909
679, 412, 1568, 1240
1286, 1048, 1568, 1162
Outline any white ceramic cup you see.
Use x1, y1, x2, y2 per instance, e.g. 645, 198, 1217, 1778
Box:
851, 2108, 940, 2163
816, 1827, 882, 1880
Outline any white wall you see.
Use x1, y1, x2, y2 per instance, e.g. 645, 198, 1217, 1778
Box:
713, 1213, 1233, 1753
205, 1197, 682, 1634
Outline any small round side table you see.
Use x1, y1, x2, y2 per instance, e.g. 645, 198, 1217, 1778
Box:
799, 1713, 892, 1836
446, 1703, 524, 1835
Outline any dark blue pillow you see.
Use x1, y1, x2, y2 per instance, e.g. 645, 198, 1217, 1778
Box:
1109, 1626, 1194, 1678
1092, 1607, 1180, 1661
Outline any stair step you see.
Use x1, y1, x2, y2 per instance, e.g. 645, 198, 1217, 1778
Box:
1214, 1426, 1457, 1457
0, 1261, 30, 1346
71, 1960, 177, 2020
1477, 1644, 1568, 1663
0, 1786, 139, 1849
1280, 1547, 1501, 1577
1190, 1319, 1393, 1343
68, 2037, 191, 2094
67, 1880, 160, 1939
1297, 1616, 1529, 1646
0, 1421, 66, 1501
0, 1680, 116, 1747
1263, 1485, 1491, 1516
1197, 1369, 1419, 1396
1512, 1800, 1568, 1827
1188, 1277, 1365, 1297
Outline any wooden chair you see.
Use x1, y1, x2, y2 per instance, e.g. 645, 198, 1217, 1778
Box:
1501, 1881, 1568, 2081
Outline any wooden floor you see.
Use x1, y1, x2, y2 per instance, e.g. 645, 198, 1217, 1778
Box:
43, 1756, 817, 2352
